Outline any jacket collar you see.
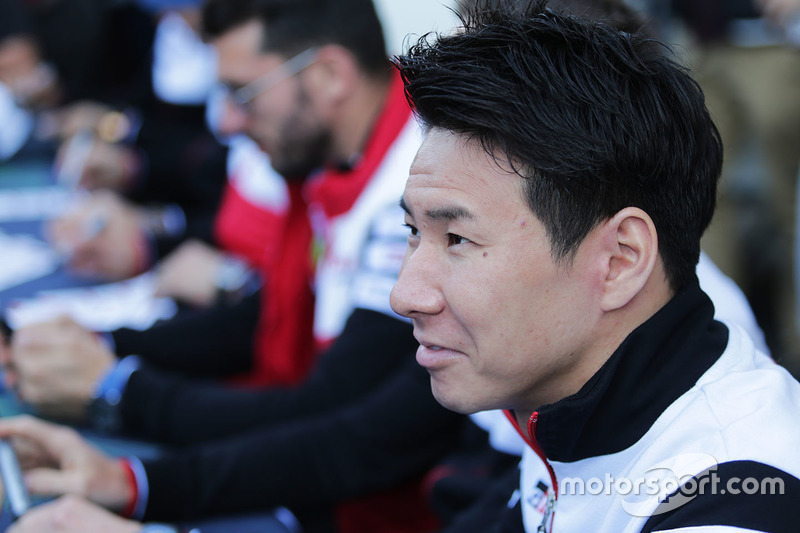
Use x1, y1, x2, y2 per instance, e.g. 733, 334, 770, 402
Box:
514, 280, 729, 463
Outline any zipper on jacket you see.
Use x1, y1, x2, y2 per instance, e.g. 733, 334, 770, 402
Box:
529, 411, 558, 532
538, 490, 556, 533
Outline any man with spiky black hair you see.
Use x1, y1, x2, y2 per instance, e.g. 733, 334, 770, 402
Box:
391, 1, 800, 530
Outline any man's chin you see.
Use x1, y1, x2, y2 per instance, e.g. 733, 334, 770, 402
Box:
430, 383, 481, 415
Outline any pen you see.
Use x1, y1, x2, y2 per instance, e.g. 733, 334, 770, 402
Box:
56, 129, 94, 189
0, 439, 31, 519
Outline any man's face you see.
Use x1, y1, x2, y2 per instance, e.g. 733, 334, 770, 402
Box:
214, 20, 329, 177
0, 36, 59, 108
390, 129, 603, 415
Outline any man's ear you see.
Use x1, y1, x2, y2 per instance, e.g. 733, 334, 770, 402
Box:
303, 45, 357, 109
598, 207, 659, 312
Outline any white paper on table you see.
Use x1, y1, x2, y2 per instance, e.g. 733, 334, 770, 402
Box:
6, 272, 177, 331
0, 186, 77, 222
0, 230, 61, 291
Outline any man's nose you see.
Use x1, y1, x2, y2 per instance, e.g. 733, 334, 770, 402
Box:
390, 248, 444, 319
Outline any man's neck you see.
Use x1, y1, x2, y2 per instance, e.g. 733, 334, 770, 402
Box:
515, 268, 675, 439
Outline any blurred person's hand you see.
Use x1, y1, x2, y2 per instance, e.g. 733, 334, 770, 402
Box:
54, 134, 141, 192
155, 239, 224, 307
6, 316, 115, 420
8, 495, 141, 533
46, 191, 152, 281
42, 101, 111, 141
0, 416, 134, 518
43, 102, 141, 192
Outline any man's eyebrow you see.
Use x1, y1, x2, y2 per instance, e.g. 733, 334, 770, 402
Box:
399, 196, 475, 222
399, 196, 412, 215
426, 205, 475, 222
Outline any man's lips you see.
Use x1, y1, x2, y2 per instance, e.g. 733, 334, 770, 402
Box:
415, 342, 463, 369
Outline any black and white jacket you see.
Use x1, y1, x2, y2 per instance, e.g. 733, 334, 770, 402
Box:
455, 282, 800, 532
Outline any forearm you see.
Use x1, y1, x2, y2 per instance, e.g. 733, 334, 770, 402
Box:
140, 360, 464, 522
111, 291, 259, 377
118, 310, 416, 445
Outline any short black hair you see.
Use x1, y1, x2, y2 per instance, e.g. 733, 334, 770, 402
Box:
201, 0, 389, 78
457, 0, 652, 35
394, 0, 722, 291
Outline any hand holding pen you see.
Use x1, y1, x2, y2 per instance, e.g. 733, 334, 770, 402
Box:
44, 191, 151, 281
55, 131, 141, 193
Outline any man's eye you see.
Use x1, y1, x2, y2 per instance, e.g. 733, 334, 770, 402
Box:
403, 223, 419, 237
447, 233, 470, 246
